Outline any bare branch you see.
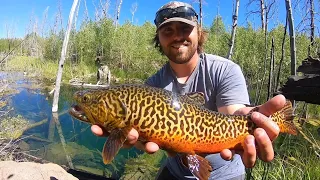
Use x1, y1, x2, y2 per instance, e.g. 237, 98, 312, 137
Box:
83, 0, 89, 22
40, 6, 49, 37
115, 0, 123, 29
100, 0, 110, 19
227, 0, 240, 59
130, 2, 138, 23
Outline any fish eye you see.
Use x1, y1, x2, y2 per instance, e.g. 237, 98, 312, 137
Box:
82, 94, 90, 103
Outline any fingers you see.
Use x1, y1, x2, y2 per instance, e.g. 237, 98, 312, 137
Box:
257, 95, 286, 116
241, 135, 256, 168
254, 128, 274, 162
91, 126, 160, 154
122, 128, 139, 148
133, 141, 159, 153
145, 142, 159, 153
123, 129, 159, 154
91, 125, 108, 136
220, 149, 235, 160
251, 112, 280, 141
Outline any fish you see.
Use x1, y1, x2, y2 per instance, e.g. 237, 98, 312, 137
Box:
69, 84, 297, 180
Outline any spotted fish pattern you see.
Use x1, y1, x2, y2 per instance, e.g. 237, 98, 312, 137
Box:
69, 84, 297, 180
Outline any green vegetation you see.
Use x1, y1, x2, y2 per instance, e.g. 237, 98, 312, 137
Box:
0, 115, 30, 139
1, 13, 319, 179
121, 150, 167, 179
248, 127, 320, 179
2, 17, 319, 98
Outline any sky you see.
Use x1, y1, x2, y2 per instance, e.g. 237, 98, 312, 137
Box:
0, 0, 318, 38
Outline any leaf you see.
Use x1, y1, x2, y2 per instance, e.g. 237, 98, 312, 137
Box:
306, 118, 320, 127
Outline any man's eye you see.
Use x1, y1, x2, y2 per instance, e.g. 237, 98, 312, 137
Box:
163, 28, 173, 33
182, 26, 192, 32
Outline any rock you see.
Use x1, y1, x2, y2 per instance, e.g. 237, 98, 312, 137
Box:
0, 161, 78, 180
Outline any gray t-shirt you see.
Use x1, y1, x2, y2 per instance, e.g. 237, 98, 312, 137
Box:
146, 53, 250, 180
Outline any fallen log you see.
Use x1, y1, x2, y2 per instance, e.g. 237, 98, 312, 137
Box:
70, 83, 109, 89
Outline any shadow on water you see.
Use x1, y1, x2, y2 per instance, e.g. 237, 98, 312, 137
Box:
1, 72, 143, 179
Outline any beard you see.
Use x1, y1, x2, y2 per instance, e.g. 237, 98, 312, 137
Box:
162, 40, 197, 64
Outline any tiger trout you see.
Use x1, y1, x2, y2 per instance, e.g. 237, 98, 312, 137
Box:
69, 84, 297, 180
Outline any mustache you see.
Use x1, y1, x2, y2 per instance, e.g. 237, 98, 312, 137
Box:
170, 40, 190, 46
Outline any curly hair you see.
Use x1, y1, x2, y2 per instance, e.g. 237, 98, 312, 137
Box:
153, 25, 208, 54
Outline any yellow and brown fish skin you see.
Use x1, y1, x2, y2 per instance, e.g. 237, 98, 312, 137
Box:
69, 84, 297, 180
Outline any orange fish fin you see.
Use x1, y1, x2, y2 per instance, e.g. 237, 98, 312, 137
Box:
185, 154, 212, 180
102, 126, 131, 164
272, 100, 297, 135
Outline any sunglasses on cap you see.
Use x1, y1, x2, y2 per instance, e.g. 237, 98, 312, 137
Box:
154, 6, 198, 28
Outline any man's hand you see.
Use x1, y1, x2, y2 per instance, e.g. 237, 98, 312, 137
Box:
220, 95, 285, 168
91, 125, 160, 154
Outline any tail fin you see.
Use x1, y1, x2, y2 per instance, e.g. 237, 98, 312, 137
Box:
271, 101, 297, 135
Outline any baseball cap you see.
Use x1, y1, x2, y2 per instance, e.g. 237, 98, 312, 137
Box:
154, 1, 198, 29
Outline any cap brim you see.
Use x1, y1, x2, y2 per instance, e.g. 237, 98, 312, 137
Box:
157, 17, 197, 29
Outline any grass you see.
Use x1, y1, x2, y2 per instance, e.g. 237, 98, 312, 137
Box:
3, 56, 97, 83
247, 125, 320, 180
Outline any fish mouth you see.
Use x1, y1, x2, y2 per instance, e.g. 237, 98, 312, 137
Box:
69, 105, 89, 123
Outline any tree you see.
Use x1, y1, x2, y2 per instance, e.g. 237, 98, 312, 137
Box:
52, 0, 79, 113
210, 16, 226, 35
130, 2, 138, 24
285, 0, 297, 77
227, 0, 240, 59
199, 0, 203, 27
115, 0, 123, 29
192, 0, 207, 28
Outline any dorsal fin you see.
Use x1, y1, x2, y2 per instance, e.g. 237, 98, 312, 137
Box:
184, 92, 206, 106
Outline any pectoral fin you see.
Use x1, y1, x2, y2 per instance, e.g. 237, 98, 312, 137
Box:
102, 126, 131, 164
186, 154, 212, 180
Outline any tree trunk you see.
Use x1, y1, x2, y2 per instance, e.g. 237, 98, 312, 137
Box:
275, 14, 288, 92
285, 0, 297, 76
309, 0, 315, 51
260, 0, 266, 31
199, 0, 203, 28
227, 0, 239, 60
255, 4, 268, 105
268, 38, 275, 100
52, 0, 79, 112
83, 0, 89, 22
115, 0, 123, 29
285, 0, 297, 106
130, 2, 138, 24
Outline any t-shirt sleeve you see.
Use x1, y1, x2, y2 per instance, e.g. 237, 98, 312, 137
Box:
145, 73, 159, 87
215, 63, 250, 108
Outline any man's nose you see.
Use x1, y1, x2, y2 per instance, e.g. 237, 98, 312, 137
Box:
173, 29, 184, 41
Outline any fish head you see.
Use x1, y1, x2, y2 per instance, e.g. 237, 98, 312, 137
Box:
69, 89, 127, 130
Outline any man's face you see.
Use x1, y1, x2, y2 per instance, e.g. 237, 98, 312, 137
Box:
158, 22, 198, 64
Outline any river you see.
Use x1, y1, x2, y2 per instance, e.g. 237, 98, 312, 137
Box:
0, 71, 144, 179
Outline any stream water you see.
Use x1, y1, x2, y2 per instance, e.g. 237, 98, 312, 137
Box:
0, 72, 142, 179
